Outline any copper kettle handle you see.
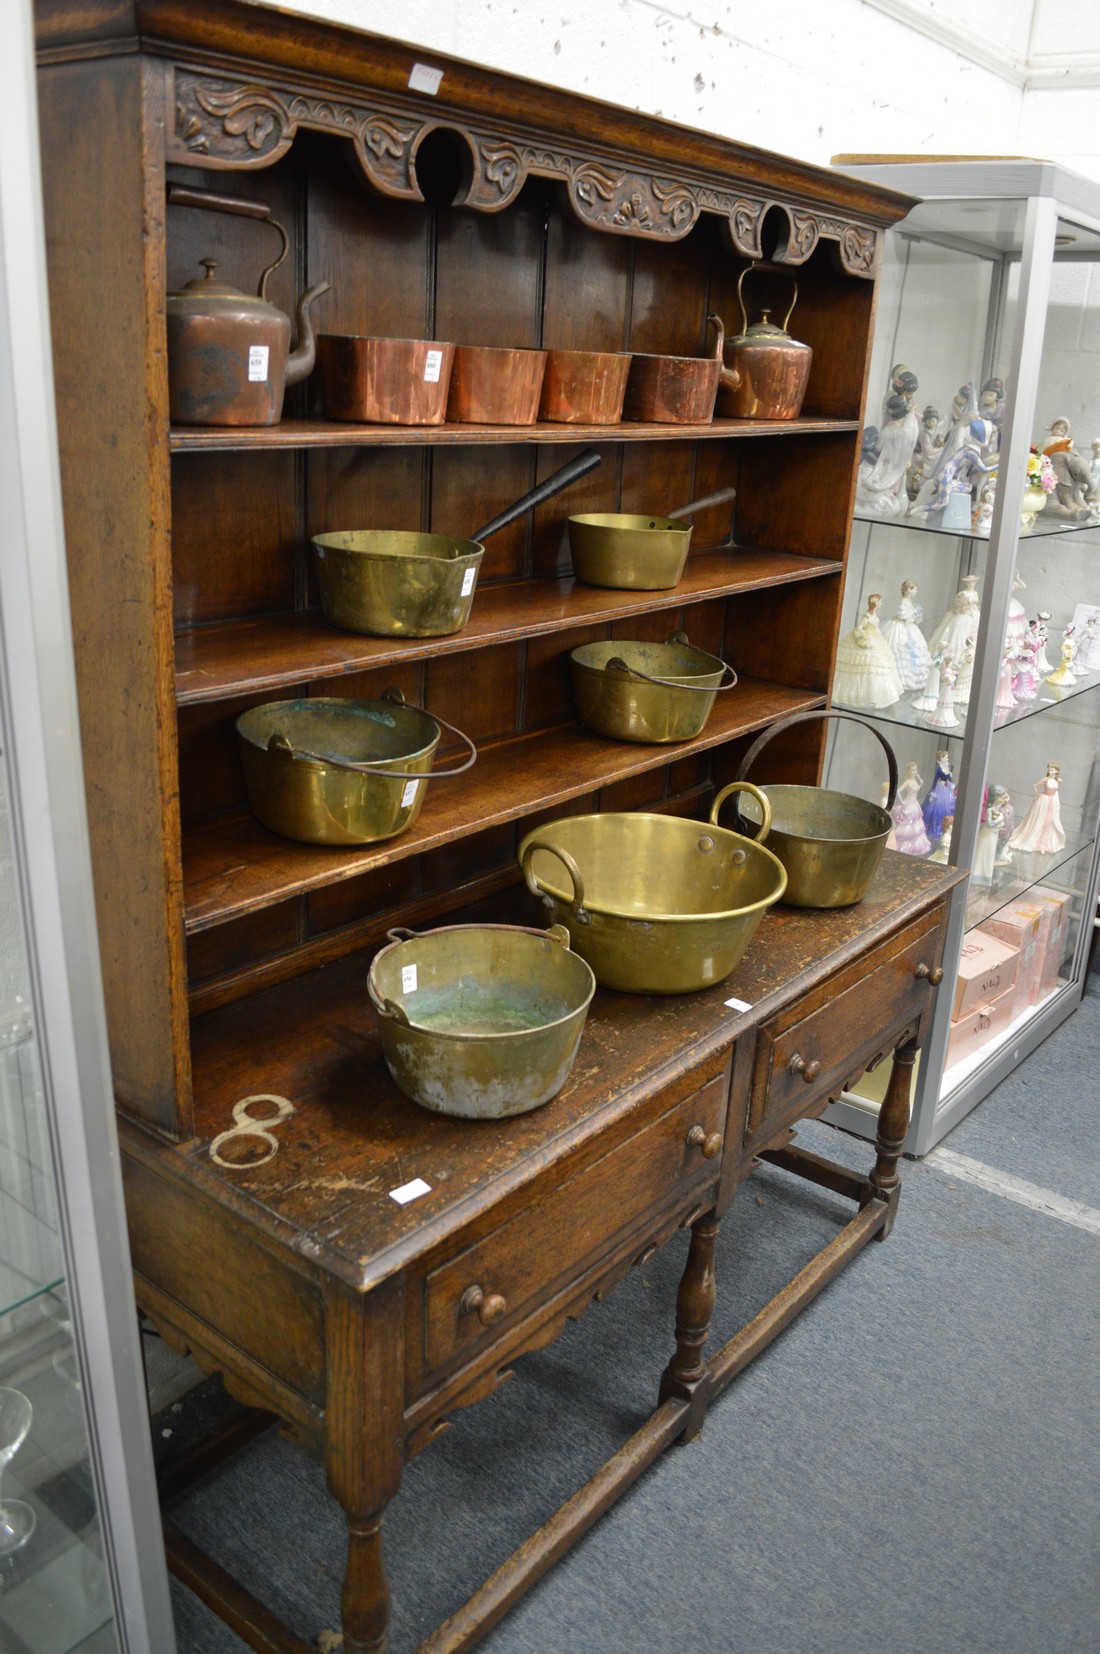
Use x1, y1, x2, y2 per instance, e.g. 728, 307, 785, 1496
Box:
733, 707, 899, 811
737, 262, 799, 335
167, 184, 289, 300
705, 313, 740, 393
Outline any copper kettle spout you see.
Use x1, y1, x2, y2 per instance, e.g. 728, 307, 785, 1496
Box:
286, 280, 331, 388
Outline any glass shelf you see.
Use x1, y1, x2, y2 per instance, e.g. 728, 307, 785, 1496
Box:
854, 507, 1100, 541
958, 825, 1096, 929
833, 667, 1100, 743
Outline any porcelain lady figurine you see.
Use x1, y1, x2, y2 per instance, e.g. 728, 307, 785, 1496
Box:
1008, 762, 1065, 855
972, 803, 1004, 886
1046, 636, 1078, 687
986, 782, 1015, 865
855, 394, 920, 517
1034, 611, 1054, 675
881, 782, 898, 850
923, 654, 960, 730
954, 636, 977, 711
1005, 570, 1028, 652
912, 420, 995, 524
832, 594, 903, 707
1013, 625, 1039, 702
911, 652, 943, 714
880, 579, 932, 692
994, 646, 1018, 713
907, 404, 943, 498
928, 815, 953, 865
890, 762, 932, 855
973, 480, 995, 534
922, 750, 956, 843
929, 575, 981, 663
1075, 614, 1100, 671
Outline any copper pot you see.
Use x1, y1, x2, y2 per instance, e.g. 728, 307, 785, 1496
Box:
317, 334, 454, 424
716, 264, 813, 420
539, 349, 632, 424
446, 345, 548, 424
622, 314, 740, 425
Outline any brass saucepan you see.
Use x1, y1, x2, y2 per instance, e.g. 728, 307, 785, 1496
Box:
725, 707, 898, 908
571, 631, 737, 743
236, 688, 476, 846
368, 921, 596, 1118
518, 786, 786, 994
312, 447, 602, 637
569, 483, 737, 591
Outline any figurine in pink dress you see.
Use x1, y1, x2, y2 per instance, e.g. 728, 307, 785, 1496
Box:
1013, 624, 1040, 701
994, 646, 1018, 713
1008, 763, 1065, 855
890, 762, 932, 855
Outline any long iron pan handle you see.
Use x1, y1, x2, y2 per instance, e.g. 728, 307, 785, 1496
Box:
471, 448, 602, 542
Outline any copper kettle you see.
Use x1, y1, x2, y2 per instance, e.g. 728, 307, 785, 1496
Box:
166, 185, 330, 427
716, 263, 812, 421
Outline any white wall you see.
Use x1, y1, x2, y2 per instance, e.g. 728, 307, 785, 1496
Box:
267, 0, 1029, 168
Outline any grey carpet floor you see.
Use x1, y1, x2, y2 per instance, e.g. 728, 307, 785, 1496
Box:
163, 966, 1100, 1654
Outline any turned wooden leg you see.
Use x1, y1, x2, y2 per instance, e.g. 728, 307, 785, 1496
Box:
325, 1280, 406, 1654
659, 1208, 719, 1441
866, 1037, 918, 1237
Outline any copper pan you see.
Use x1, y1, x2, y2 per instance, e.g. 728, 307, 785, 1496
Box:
539, 349, 632, 424
317, 334, 454, 424
447, 345, 548, 424
622, 314, 740, 425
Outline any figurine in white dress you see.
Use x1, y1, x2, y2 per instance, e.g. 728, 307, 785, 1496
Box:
880, 579, 932, 692
1005, 570, 1028, 653
1033, 612, 1054, 676
832, 594, 903, 708
855, 395, 920, 518
923, 655, 961, 730
972, 804, 1004, 885
928, 815, 954, 865
929, 576, 981, 662
1074, 614, 1100, 671
1008, 763, 1065, 855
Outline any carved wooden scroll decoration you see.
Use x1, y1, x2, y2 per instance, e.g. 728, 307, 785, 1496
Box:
171, 70, 878, 277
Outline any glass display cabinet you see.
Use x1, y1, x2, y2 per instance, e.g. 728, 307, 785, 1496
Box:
823, 158, 1100, 1154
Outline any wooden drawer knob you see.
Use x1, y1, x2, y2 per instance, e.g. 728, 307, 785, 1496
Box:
460, 1285, 507, 1326
686, 1124, 722, 1159
915, 962, 944, 986
786, 1053, 821, 1083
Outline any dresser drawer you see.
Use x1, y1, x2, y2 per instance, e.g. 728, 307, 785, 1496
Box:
748, 907, 945, 1136
422, 1069, 728, 1377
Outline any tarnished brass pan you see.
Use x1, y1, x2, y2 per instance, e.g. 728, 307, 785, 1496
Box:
236, 689, 476, 846
518, 788, 786, 994
569, 484, 737, 591
571, 631, 737, 743
726, 708, 898, 908
368, 922, 596, 1118
313, 448, 601, 637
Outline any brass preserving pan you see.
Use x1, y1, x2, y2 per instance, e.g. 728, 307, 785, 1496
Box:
236, 690, 476, 846
726, 708, 898, 908
568, 484, 737, 591
368, 922, 596, 1118
312, 448, 602, 637
518, 785, 786, 994
570, 631, 737, 743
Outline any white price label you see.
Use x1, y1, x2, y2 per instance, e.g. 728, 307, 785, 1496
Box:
724, 996, 752, 1012
247, 344, 269, 382
423, 348, 444, 383
390, 1177, 431, 1205
408, 63, 443, 95
401, 963, 418, 994
401, 779, 420, 808
460, 567, 477, 597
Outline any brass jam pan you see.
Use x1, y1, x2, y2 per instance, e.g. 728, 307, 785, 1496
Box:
368, 922, 596, 1118
313, 448, 601, 637
571, 631, 737, 743
726, 708, 898, 909
235, 689, 476, 846
568, 484, 737, 591
518, 787, 786, 995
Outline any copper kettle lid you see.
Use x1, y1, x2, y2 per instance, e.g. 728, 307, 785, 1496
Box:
171, 258, 275, 304
731, 262, 807, 349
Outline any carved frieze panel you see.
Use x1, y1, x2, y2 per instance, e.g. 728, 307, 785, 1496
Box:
170, 68, 877, 276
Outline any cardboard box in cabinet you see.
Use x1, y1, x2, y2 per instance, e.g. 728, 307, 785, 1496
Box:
952, 930, 1019, 1022
1031, 886, 1072, 991
946, 987, 1016, 1068
978, 904, 1048, 1008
